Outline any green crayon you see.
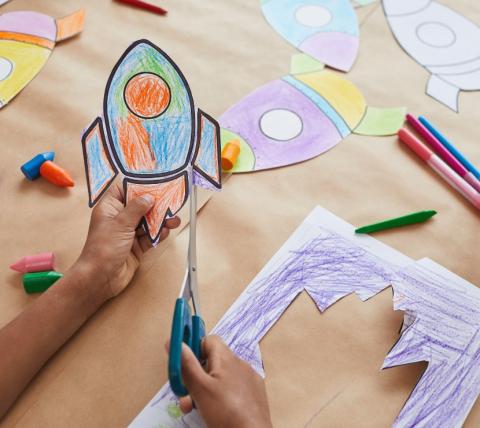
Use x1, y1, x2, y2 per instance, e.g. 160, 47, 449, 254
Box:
355, 210, 437, 234
23, 271, 63, 294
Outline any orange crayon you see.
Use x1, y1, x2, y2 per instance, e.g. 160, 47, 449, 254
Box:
39, 161, 75, 187
221, 140, 241, 171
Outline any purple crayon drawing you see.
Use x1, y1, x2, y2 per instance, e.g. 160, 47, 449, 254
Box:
129, 207, 479, 428
219, 69, 406, 173
385, 258, 480, 427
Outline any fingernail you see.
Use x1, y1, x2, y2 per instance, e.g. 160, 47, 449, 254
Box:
141, 195, 154, 205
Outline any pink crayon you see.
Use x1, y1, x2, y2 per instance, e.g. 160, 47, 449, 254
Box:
10, 252, 55, 273
406, 114, 480, 193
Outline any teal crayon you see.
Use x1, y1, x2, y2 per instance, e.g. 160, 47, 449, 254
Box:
23, 271, 63, 294
355, 210, 437, 234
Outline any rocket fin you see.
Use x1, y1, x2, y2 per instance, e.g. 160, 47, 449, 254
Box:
354, 106, 407, 136
192, 109, 222, 190
290, 53, 325, 75
426, 75, 460, 112
55, 8, 85, 42
81, 117, 118, 207
124, 173, 188, 245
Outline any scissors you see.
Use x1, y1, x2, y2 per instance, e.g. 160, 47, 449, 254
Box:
168, 169, 205, 397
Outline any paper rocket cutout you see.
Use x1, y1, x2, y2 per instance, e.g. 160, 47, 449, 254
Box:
0, 8, 85, 108
261, 0, 359, 72
219, 64, 406, 173
383, 0, 480, 112
81, 40, 221, 244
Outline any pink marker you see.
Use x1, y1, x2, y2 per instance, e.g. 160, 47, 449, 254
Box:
398, 129, 480, 210
10, 252, 55, 273
406, 114, 480, 193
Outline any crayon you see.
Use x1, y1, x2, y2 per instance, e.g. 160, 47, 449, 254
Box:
355, 210, 437, 234
39, 160, 75, 187
23, 271, 63, 294
21, 152, 55, 180
221, 140, 241, 171
114, 0, 167, 16
10, 252, 55, 273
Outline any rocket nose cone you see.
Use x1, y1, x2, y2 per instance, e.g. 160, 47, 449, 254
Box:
104, 40, 195, 178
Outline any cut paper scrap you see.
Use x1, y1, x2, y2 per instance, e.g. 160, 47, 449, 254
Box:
383, 0, 480, 112
81, 40, 221, 245
385, 258, 480, 427
261, 0, 359, 72
130, 206, 480, 428
0, 8, 85, 108
219, 68, 406, 172
0, 1, 11, 6
129, 206, 412, 427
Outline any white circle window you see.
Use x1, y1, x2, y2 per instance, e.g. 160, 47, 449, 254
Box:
260, 109, 303, 141
416, 22, 456, 48
295, 5, 332, 28
0, 57, 13, 81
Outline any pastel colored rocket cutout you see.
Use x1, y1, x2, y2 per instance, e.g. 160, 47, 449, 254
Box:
261, 0, 359, 72
81, 40, 221, 245
0, 8, 85, 108
219, 57, 406, 173
383, 0, 480, 112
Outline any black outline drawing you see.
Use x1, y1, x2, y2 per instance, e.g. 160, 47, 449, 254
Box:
193, 109, 222, 189
103, 39, 196, 179
81, 116, 118, 208
123, 71, 172, 120
382, 1, 480, 112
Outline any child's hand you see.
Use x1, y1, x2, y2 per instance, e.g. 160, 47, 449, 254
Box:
73, 182, 181, 307
176, 335, 273, 428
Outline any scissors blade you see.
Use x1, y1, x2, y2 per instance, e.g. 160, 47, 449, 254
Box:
188, 173, 201, 316
178, 268, 191, 300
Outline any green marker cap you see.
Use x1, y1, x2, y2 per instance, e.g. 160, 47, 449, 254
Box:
23, 270, 63, 294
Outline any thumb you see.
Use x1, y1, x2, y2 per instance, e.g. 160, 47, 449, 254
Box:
181, 343, 211, 396
118, 194, 155, 229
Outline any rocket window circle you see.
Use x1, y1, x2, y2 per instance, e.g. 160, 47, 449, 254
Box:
260, 109, 303, 141
0, 57, 13, 81
124, 72, 171, 119
416, 22, 456, 48
295, 5, 332, 28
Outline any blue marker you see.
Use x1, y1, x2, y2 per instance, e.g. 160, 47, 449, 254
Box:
21, 152, 55, 180
419, 116, 480, 180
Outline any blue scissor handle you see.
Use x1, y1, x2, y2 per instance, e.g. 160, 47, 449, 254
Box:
169, 298, 191, 396
192, 315, 205, 360
168, 298, 205, 397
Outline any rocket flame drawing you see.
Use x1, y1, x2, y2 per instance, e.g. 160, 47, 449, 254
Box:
81, 40, 222, 244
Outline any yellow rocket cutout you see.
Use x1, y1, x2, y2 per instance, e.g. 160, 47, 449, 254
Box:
0, 8, 85, 108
